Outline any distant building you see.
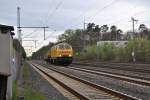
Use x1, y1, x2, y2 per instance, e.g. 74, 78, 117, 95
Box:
0, 24, 14, 100
97, 41, 128, 47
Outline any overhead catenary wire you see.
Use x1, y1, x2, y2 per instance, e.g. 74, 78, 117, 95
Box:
87, 0, 119, 21
64, 0, 99, 29
108, 8, 150, 31
24, 0, 150, 53
78, 9, 150, 32
18, 6, 49, 51
45, 30, 57, 40
22, 29, 39, 38
67, 0, 119, 29
108, 8, 150, 25
67, 0, 150, 31
44, 0, 65, 26
34, 0, 65, 48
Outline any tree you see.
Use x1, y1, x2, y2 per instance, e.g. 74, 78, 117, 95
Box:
100, 25, 109, 33
109, 25, 123, 41
110, 25, 117, 40
58, 29, 74, 42
110, 25, 117, 33
117, 29, 123, 40
139, 24, 148, 32
32, 42, 54, 59
138, 24, 149, 39
13, 39, 26, 58
58, 29, 84, 52
87, 23, 95, 32
93, 25, 101, 32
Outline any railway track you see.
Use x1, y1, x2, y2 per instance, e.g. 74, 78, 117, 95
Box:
73, 61, 150, 68
68, 66, 150, 87
30, 61, 140, 100
72, 62, 150, 74
71, 62, 150, 81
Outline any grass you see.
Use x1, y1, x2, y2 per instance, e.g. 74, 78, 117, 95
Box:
23, 63, 30, 79
12, 80, 17, 100
23, 63, 45, 100
12, 63, 45, 100
24, 88, 45, 100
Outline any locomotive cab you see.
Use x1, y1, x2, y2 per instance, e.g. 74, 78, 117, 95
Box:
56, 43, 73, 64
48, 43, 73, 65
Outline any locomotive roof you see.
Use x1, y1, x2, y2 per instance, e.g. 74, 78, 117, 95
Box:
51, 42, 72, 49
56, 42, 70, 46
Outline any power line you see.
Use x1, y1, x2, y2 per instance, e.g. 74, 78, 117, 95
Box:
17, 1, 57, 41
141, 20, 150, 23
45, 30, 57, 40
64, 0, 99, 28
69, 8, 150, 30
67, 0, 119, 29
19, 26, 48, 40
87, 0, 119, 21
67, 0, 150, 30
108, 8, 150, 26
44, 0, 65, 25
22, 29, 39, 38
130, 17, 138, 34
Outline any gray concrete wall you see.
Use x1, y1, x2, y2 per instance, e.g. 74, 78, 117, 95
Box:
0, 30, 11, 76
6, 35, 14, 100
0, 29, 18, 100
7, 46, 20, 100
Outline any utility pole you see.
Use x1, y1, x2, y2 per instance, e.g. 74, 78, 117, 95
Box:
130, 17, 138, 62
131, 17, 138, 34
17, 6, 23, 67
17, 6, 48, 42
83, 19, 86, 31
44, 27, 46, 40
17, 7, 22, 44
83, 19, 88, 49
34, 40, 37, 48
17, 7, 48, 60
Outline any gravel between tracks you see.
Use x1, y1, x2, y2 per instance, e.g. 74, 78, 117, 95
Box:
74, 61, 150, 69
43, 63, 150, 100
71, 64, 150, 80
18, 62, 68, 100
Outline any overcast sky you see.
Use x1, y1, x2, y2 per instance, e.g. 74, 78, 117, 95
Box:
1, 0, 150, 55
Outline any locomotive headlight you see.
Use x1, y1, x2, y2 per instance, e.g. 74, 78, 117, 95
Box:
59, 54, 61, 57
69, 54, 72, 57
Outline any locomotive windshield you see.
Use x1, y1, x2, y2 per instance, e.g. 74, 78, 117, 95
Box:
58, 43, 71, 49
65, 44, 71, 49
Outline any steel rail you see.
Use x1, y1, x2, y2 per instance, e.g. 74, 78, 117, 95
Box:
33, 62, 140, 100
30, 63, 88, 100
72, 62, 150, 74
69, 67, 150, 87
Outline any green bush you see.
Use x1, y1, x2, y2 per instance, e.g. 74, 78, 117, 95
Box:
77, 38, 150, 62
98, 43, 115, 61
128, 38, 150, 62
78, 44, 115, 61
79, 45, 98, 60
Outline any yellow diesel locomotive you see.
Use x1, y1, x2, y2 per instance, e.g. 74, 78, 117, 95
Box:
45, 43, 73, 65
